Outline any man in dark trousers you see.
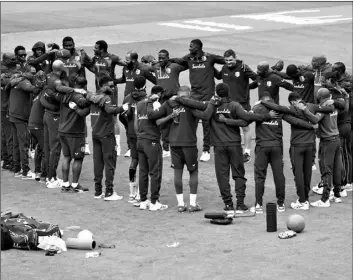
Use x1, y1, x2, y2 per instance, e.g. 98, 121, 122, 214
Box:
81, 40, 127, 156
250, 91, 287, 213
43, 60, 76, 188
250, 61, 294, 105
122, 76, 148, 203
175, 84, 279, 215
46, 76, 91, 193
147, 85, 203, 213
1, 53, 18, 171
150, 49, 188, 157
214, 49, 258, 163
88, 75, 128, 200
135, 87, 168, 211
28, 70, 48, 181
114, 50, 157, 157
261, 92, 336, 210
170, 39, 225, 162
298, 88, 346, 207
8, 69, 40, 179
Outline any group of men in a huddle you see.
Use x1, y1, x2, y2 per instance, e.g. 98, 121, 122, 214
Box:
1, 37, 352, 214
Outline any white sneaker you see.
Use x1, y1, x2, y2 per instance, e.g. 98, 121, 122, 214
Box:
139, 200, 150, 210
343, 183, 352, 191
250, 204, 263, 214
290, 200, 309, 210
200, 151, 210, 162
85, 143, 91, 155
46, 179, 62, 189
124, 150, 131, 157
21, 170, 35, 180
340, 189, 348, 197
312, 184, 323, 195
104, 192, 123, 201
133, 199, 142, 207
149, 201, 168, 211
310, 199, 330, 207
116, 145, 121, 156
162, 150, 170, 158
329, 196, 342, 203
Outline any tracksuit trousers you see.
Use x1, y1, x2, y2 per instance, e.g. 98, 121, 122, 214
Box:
29, 127, 46, 176
43, 112, 61, 180
1, 112, 13, 166
93, 135, 117, 194
137, 138, 163, 204
10, 119, 30, 174
254, 145, 285, 206
339, 123, 352, 185
214, 145, 247, 207
290, 144, 313, 203
318, 137, 342, 202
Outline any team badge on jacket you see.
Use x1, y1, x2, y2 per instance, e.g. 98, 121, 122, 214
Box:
235, 72, 240, 77
202, 56, 207, 61
75, 56, 80, 61
166, 68, 171, 74
136, 69, 140, 75
267, 81, 272, 87
299, 76, 305, 82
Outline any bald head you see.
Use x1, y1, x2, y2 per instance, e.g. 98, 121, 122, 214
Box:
317, 88, 331, 102
257, 61, 270, 77
52, 60, 65, 72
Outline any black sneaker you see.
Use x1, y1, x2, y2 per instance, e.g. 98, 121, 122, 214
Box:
243, 153, 251, 163
224, 204, 235, 217
236, 204, 249, 214
2, 163, 11, 170
61, 186, 74, 193
73, 184, 89, 193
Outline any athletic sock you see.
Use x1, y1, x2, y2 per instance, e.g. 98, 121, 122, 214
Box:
72, 182, 78, 188
190, 194, 197, 207
244, 149, 251, 155
129, 182, 134, 196
176, 194, 184, 206
62, 181, 70, 187
115, 135, 120, 145
129, 168, 136, 182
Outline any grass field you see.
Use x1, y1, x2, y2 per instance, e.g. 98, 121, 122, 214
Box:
1, 2, 352, 280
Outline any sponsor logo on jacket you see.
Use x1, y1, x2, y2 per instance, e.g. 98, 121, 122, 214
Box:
263, 120, 279, 126
192, 64, 206, 69
138, 114, 148, 120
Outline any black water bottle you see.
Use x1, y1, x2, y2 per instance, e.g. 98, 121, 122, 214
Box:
266, 202, 277, 232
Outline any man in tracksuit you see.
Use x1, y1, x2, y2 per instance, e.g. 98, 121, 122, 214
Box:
150, 49, 188, 157
8, 70, 40, 179
27, 41, 52, 74
261, 92, 336, 210
214, 49, 258, 163
249, 61, 294, 105
88, 75, 128, 200
332, 62, 353, 190
147, 85, 203, 213
322, 71, 351, 196
46, 76, 91, 193
1, 53, 18, 171
177, 84, 279, 214
43, 60, 76, 188
250, 91, 287, 213
170, 39, 225, 162
28, 70, 48, 181
114, 51, 157, 157
81, 40, 127, 156
122, 76, 148, 203
299, 88, 346, 207
136, 89, 168, 211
